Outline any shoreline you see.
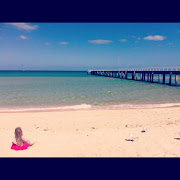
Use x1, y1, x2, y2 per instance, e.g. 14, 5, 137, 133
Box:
0, 102, 180, 113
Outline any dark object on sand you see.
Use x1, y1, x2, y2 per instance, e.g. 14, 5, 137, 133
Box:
125, 139, 134, 142
174, 138, 180, 140
141, 130, 146, 133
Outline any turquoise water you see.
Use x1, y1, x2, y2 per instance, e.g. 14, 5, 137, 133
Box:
0, 71, 180, 111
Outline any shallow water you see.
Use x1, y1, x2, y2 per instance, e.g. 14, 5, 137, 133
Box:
0, 71, 180, 112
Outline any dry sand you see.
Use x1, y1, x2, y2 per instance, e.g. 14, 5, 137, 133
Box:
0, 107, 180, 157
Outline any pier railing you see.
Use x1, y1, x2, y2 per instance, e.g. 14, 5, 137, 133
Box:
88, 66, 180, 72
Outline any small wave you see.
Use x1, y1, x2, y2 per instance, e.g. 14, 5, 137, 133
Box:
94, 103, 180, 110
0, 104, 92, 113
0, 103, 180, 113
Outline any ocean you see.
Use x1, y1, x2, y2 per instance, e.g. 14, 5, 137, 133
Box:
0, 71, 180, 112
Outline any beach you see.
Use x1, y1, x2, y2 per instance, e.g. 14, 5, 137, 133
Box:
1, 106, 180, 157
1, 23, 180, 158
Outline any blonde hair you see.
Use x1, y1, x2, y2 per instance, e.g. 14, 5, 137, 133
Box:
15, 127, 23, 146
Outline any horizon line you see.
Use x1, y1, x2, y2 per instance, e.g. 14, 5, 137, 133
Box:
0, 70, 88, 71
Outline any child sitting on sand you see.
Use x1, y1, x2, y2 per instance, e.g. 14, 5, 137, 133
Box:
11, 127, 34, 151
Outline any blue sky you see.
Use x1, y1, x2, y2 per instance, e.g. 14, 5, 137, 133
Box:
0, 23, 180, 70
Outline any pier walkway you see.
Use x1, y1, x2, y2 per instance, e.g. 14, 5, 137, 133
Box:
87, 67, 180, 86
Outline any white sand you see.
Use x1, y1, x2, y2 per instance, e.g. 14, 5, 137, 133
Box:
0, 107, 180, 157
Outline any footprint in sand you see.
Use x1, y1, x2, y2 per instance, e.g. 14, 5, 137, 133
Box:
33, 124, 40, 129
44, 127, 49, 131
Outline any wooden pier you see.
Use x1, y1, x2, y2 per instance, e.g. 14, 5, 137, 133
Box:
87, 67, 180, 86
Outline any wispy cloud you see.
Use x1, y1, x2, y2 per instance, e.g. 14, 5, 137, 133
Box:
144, 35, 166, 41
20, 35, 27, 39
157, 44, 164, 47
59, 41, 69, 45
0, 37, 2, 40
137, 37, 140, 40
5, 23, 38, 31
131, 36, 136, 38
88, 39, 112, 44
118, 39, 128, 42
45, 42, 50, 45
168, 42, 175, 47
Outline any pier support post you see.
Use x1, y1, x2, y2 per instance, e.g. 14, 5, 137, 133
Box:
158, 74, 161, 83
136, 73, 138, 80
121, 72, 123, 79
132, 72, 134, 80
163, 74, 165, 84
147, 73, 149, 81
151, 73, 154, 83
140, 73, 143, 81
175, 74, 178, 85
169, 72, 172, 85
